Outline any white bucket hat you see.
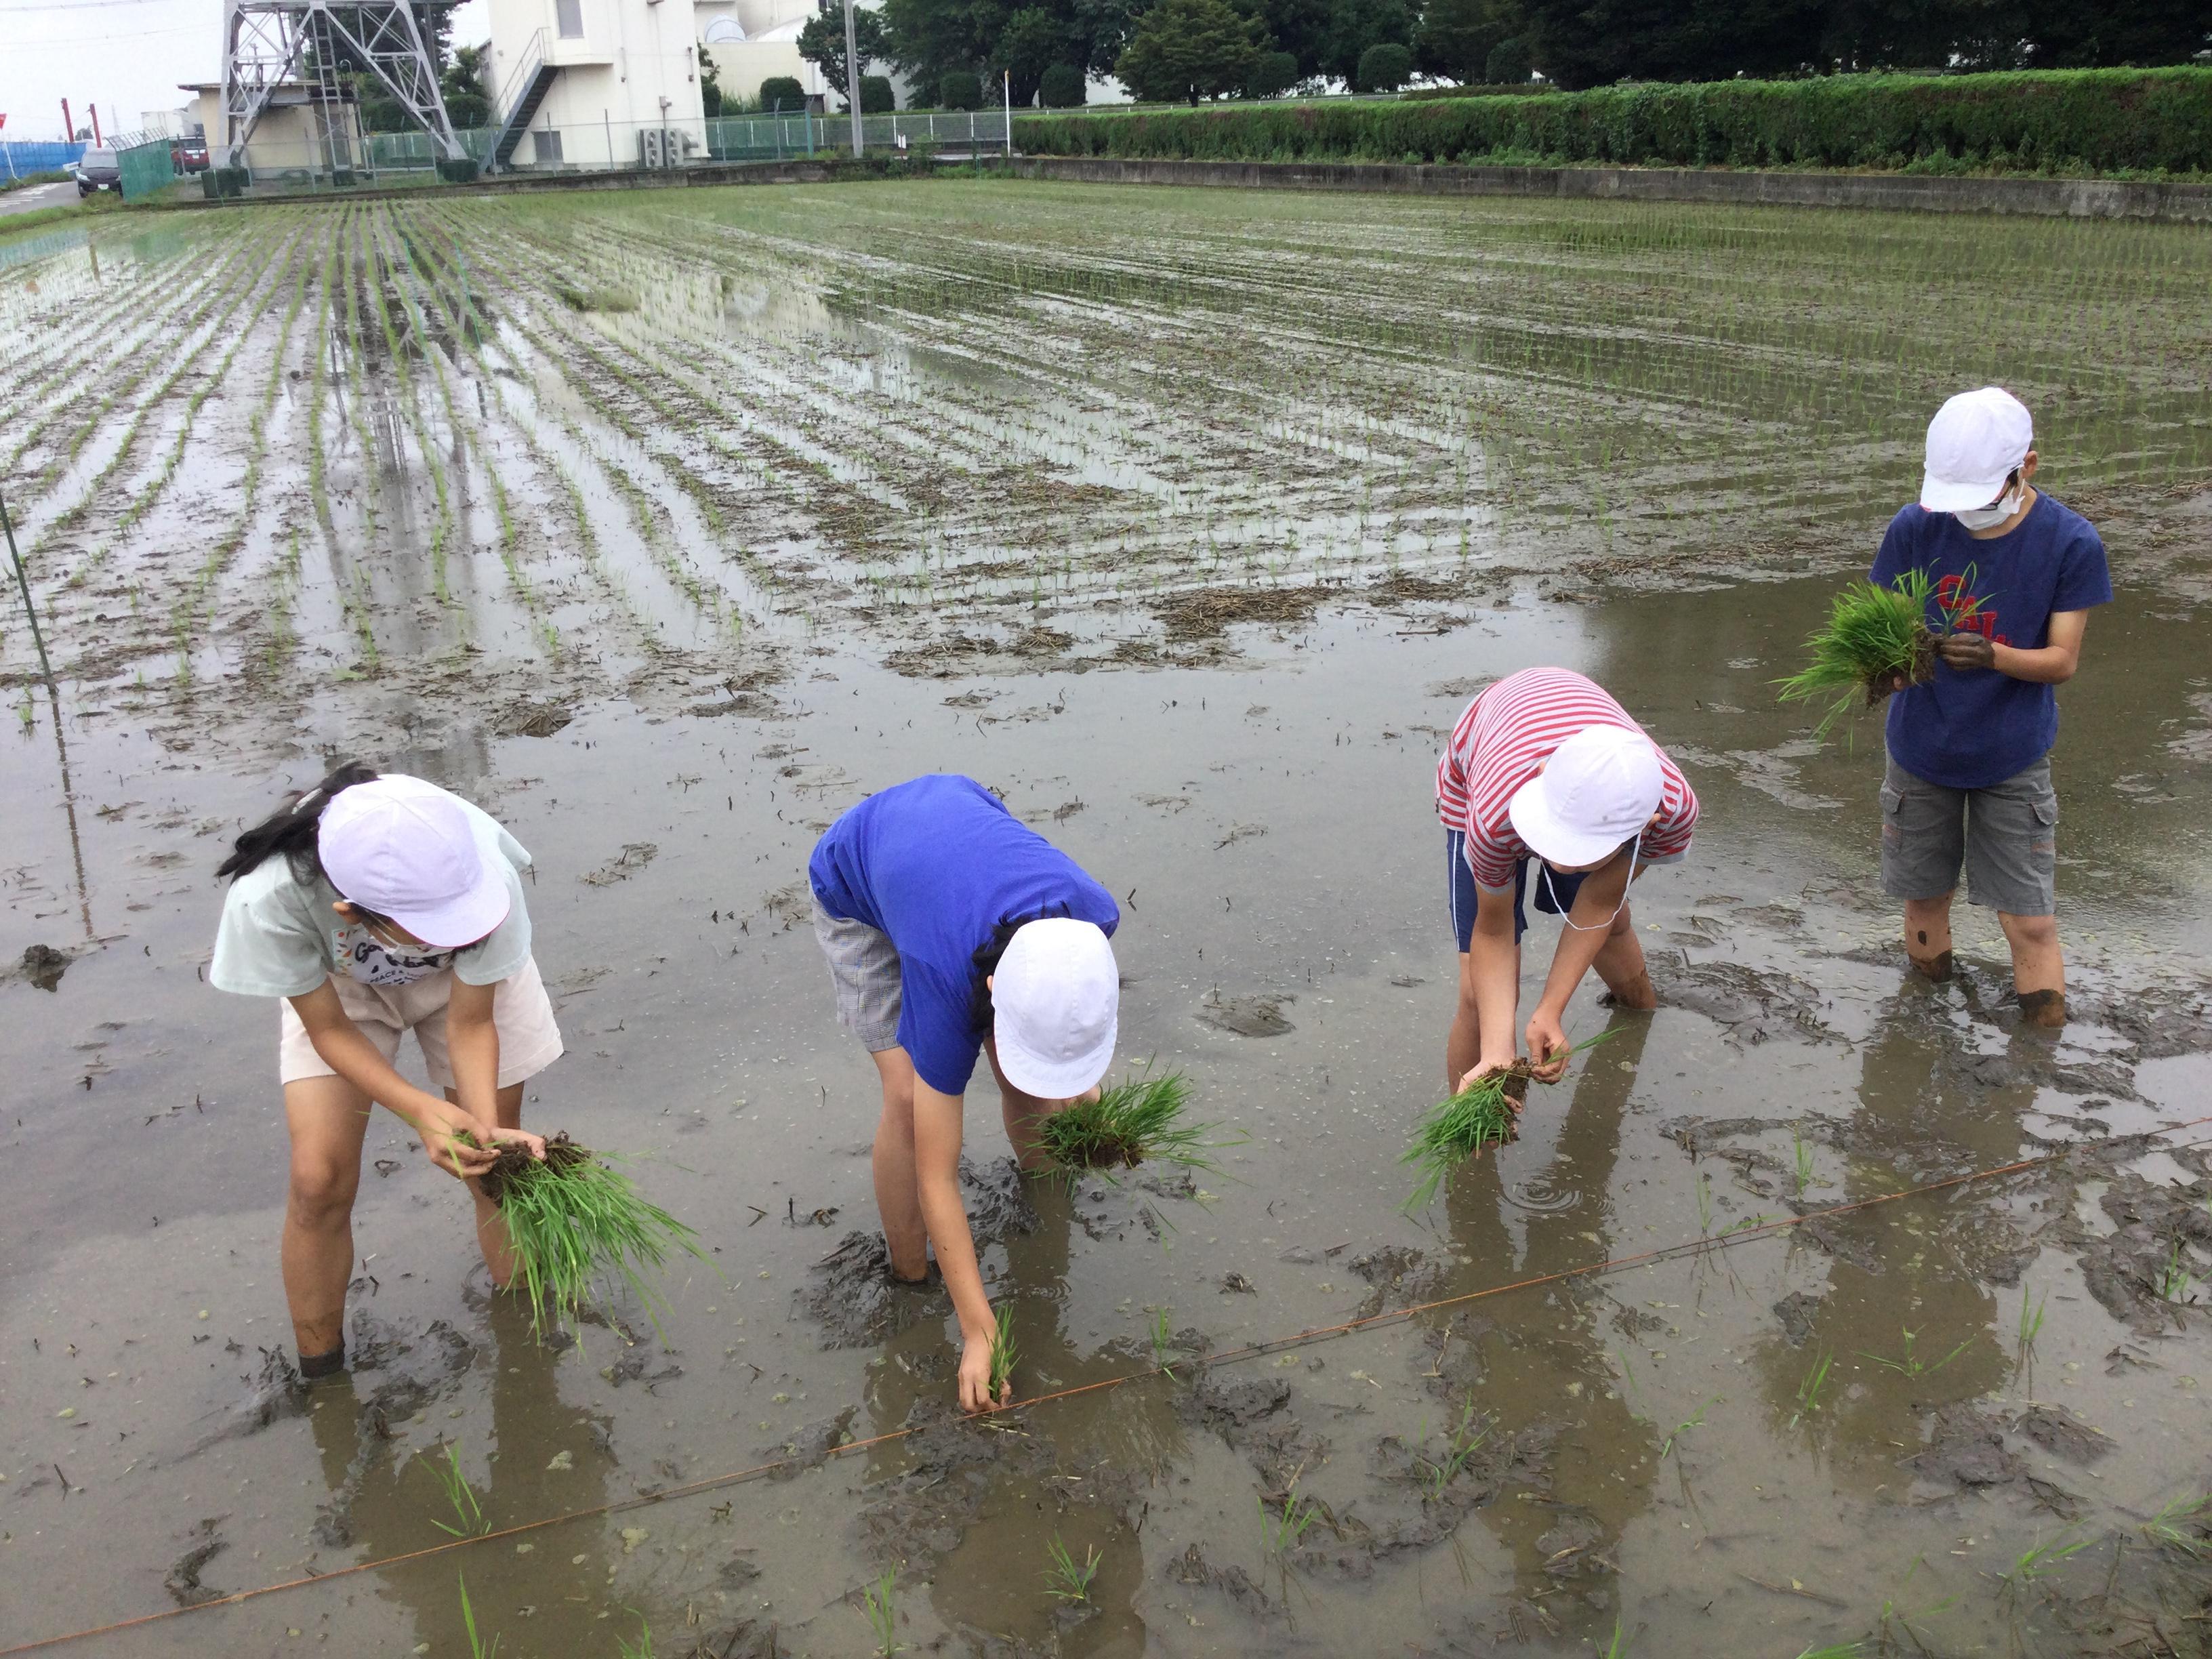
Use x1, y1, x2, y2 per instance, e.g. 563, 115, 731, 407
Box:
1921, 386, 2032, 513
1508, 726, 1663, 869
991, 917, 1119, 1099
318, 775, 509, 949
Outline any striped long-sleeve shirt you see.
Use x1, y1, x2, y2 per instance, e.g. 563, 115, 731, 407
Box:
1435, 668, 1698, 890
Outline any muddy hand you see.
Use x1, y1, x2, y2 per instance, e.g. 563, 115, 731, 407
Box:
1457, 1060, 1520, 1097
482, 1124, 548, 1161
1525, 1011, 1570, 1083
1936, 633, 1995, 672
958, 1333, 1003, 1414
426, 1127, 501, 1181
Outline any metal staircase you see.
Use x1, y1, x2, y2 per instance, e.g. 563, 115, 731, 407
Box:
488, 30, 558, 172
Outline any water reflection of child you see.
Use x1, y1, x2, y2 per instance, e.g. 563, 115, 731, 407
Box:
1437, 668, 1698, 1092
210, 764, 557, 1379
808, 775, 1121, 1414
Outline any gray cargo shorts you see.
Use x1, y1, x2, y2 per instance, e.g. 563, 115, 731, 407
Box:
812, 895, 903, 1052
1879, 754, 2057, 917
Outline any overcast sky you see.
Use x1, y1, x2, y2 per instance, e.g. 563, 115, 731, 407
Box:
1, 0, 488, 142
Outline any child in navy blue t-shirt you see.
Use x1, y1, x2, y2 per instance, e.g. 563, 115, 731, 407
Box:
1872, 387, 2111, 1027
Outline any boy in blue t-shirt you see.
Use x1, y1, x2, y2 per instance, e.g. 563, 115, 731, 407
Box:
1870, 387, 2112, 1027
808, 775, 1122, 1412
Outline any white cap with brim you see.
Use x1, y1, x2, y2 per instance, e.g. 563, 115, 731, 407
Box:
1920, 386, 2032, 513
318, 775, 510, 950
992, 916, 1119, 1100
1507, 725, 1664, 870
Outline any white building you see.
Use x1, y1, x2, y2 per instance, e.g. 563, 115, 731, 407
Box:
695, 0, 822, 109
482, 0, 708, 169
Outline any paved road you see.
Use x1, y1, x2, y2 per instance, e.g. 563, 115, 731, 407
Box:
0, 180, 81, 218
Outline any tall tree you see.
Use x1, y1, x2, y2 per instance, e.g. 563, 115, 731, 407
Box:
799, 5, 890, 98
1115, 0, 1269, 102
992, 6, 1076, 103
1318, 0, 1412, 84
1414, 0, 1514, 83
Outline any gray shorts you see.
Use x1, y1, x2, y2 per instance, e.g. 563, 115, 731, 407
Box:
1879, 754, 2057, 917
812, 896, 902, 1052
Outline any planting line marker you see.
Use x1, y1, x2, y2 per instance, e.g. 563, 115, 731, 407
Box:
8, 1113, 2209, 1654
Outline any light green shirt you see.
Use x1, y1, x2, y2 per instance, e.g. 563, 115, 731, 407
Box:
210, 796, 533, 999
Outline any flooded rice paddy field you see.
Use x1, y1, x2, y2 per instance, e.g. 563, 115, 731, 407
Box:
3, 180, 2211, 1656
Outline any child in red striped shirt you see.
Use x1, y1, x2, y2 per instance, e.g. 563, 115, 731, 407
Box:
1437, 667, 1698, 1091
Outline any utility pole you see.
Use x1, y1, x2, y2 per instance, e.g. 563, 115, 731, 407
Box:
1, 486, 55, 690
842, 0, 863, 157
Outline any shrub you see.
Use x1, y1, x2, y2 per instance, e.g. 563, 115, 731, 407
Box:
1039, 61, 1088, 107
1356, 41, 1414, 93
758, 75, 806, 113
859, 73, 896, 113
939, 69, 985, 110
1246, 49, 1300, 99
1012, 66, 2212, 177
1485, 36, 1532, 84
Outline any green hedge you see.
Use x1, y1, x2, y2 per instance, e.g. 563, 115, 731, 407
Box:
1013, 68, 2212, 177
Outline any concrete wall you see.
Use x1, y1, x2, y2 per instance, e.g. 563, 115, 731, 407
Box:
487, 0, 705, 167
701, 41, 814, 106
1006, 155, 2212, 223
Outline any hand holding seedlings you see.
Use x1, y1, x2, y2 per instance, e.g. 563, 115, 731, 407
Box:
432, 1122, 544, 1182
1776, 570, 1955, 737
1035, 1069, 1232, 1181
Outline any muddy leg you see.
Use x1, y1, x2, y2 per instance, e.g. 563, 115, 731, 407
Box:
283, 1075, 373, 1366
1593, 901, 1656, 1010
452, 1081, 527, 1288
1902, 895, 1956, 981
1999, 910, 2065, 1027
869, 1047, 930, 1282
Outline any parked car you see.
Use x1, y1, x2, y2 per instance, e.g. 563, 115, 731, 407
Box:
171, 138, 209, 174
75, 148, 121, 196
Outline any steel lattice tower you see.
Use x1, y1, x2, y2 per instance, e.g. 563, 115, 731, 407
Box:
217, 0, 466, 171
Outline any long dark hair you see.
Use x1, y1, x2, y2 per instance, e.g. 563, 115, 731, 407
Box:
967, 904, 1071, 1029
216, 761, 380, 888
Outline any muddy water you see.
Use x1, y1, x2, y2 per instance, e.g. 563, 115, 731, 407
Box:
3, 184, 2212, 1657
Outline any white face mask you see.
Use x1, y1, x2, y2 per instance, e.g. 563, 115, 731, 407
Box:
1953, 477, 2022, 531
1539, 832, 1640, 933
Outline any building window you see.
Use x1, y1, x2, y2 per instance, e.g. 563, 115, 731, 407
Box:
535, 127, 563, 163
555, 0, 583, 37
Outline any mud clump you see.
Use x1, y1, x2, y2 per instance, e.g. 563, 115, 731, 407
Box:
1348, 1245, 1450, 1319
477, 1132, 592, 1207
758, 1407, 857, 1480
1179, 1376, 1290, 1435
1771, 1291, 1822, 1349
2013, 1403, 2113, 1465
1154, 586, 1323, 642
164, 1517, 229, 1607
2062, 1170, 2212, 1334
1195, 990, 1295, 1038
494, 699, 575, 737
1647, 960, 1837, 1046
857, 1395, 1052, 1561
1169, 1542, 1275, 1615
18, 943, 71, 992
798, 1158, 1036, 1348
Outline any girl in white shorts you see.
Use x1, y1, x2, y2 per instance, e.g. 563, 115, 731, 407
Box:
210, 763, 562, 1377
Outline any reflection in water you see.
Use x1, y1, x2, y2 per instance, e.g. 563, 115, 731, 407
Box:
1749, 982, 2021, 1488
309, 1294, 614, 1653
1442, 1008, 1658, 1631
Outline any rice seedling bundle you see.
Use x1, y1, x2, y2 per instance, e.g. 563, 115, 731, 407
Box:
1036, 1070, 1229, 1181
1401, 1065, 1531, 1211
468, 1132, 709, 1336
1777, 569, 1946, 738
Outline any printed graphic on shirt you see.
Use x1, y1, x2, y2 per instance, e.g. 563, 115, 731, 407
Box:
1935, 570, 2008, 645
333, 924, 455, 987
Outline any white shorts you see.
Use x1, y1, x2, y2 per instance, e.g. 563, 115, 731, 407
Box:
277, 958, 565, 1091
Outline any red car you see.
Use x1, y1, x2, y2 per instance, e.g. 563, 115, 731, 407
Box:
171, 138, 210, 173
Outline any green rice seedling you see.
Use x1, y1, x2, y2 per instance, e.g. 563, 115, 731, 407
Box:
1258, 1483, 1319, 1557
1036, 1069, 1228, 1181
860, 1568, 901, 1656
1660, 1396, 1718, 1460
1790, 1347, 1834, 1429
2000, 1532, 2089, 1599
457, 1571, 499, 1658
1595, 1614, 1631, 1658
1694, 1172, 1713, 1236
1875, 1555, 1955, 1649
552, 280, 639, 314
1150, 1308, 1178, 1380
2156, 1237, 2196, 1303
1792, 1124, 1815, 1195
615, 1613, 655, 1658
1793, 1645, 1863, 1658
1859, 1327, 1969, 1378
985, 1305, 1018, 1404
466, 1131, 711, 1339
2016, 1286, 2046, 1365
2142, 1492, 2212, 1555
1777, 570, 1956, 739
1043, 1535, 1101, 1603
424, 1440, 487, 1537
1419, 1404, 1490, 1500
1404, 1038, 1609, 1210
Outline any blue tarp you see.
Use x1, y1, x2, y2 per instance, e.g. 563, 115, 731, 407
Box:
1, 141, 88, 176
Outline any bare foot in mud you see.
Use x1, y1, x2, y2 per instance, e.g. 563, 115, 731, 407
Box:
1599, 970, 1658, 1010
2016, 988, 2067, 1029
1909, 949, 1956, 983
